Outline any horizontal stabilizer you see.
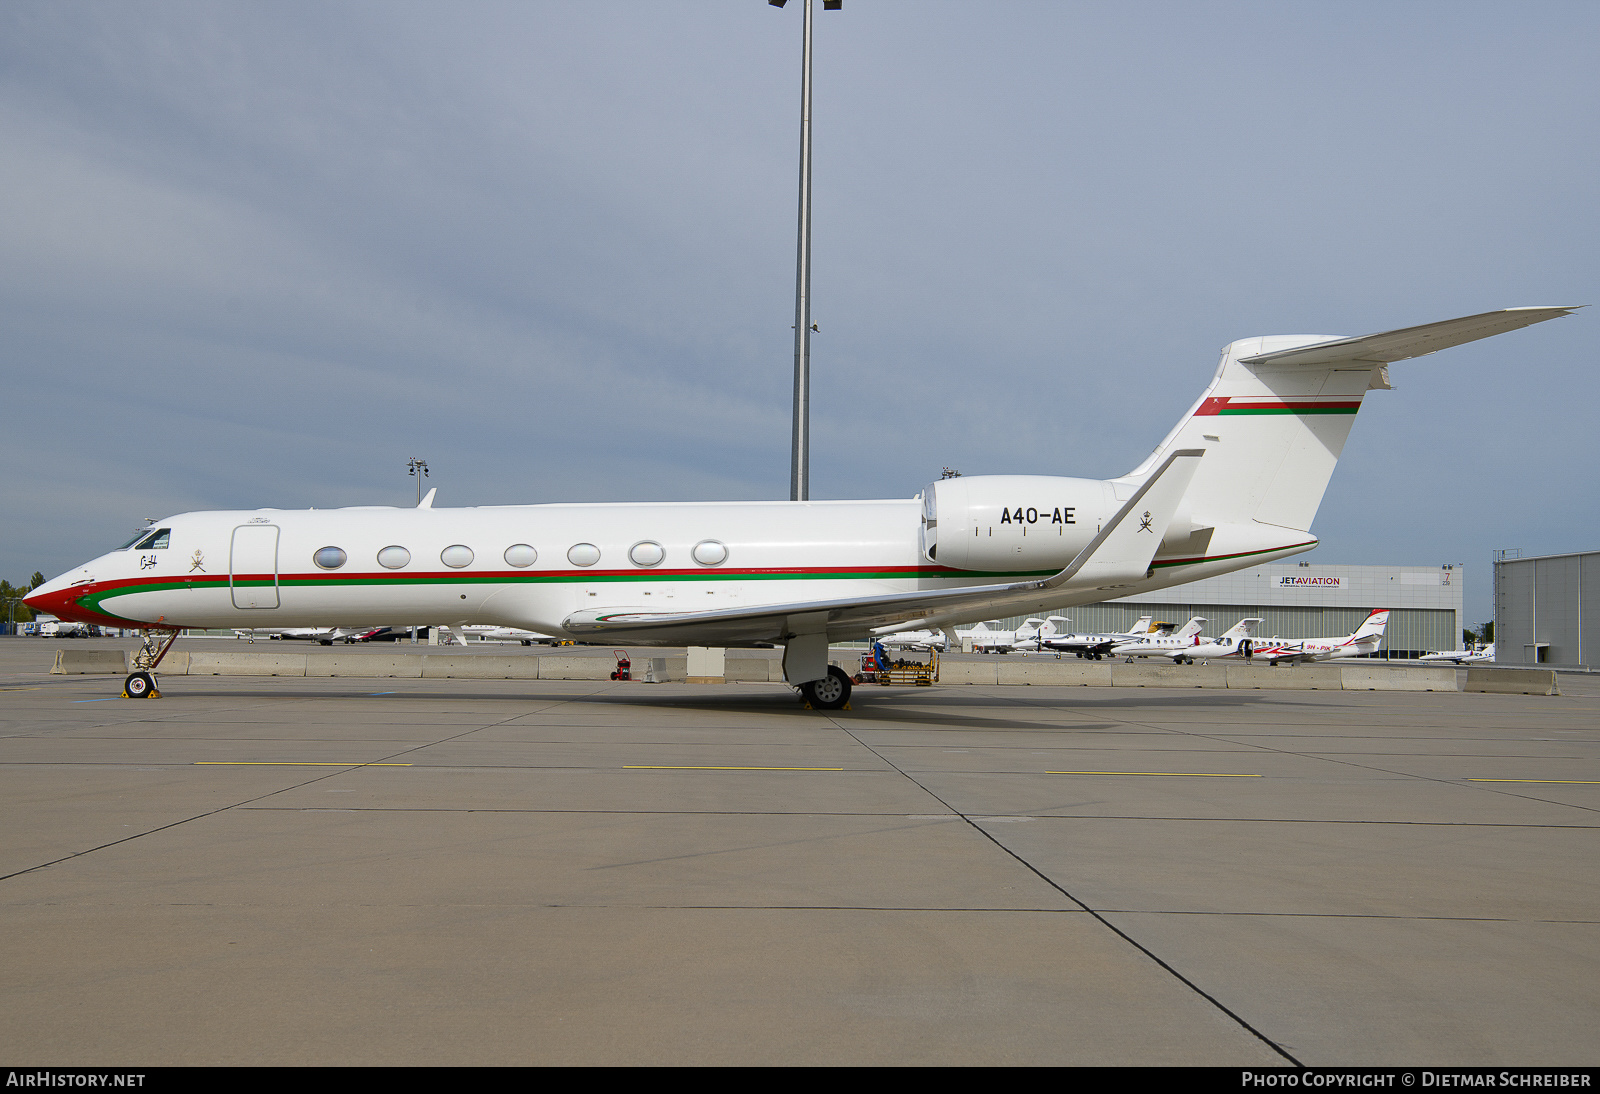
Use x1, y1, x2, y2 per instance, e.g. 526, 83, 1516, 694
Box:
1238, 307, 1578, 368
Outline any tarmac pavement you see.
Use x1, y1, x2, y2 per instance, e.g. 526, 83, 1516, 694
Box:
1, 638, 1595, 1065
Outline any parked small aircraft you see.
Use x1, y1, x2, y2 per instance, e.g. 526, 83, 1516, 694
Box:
1253, 609, 1390, 666
26, 307, 1575, 708
1010, 616, 1072, 652
1150, 617, 1265, 665
1419, 643, 1494, 665
1040, 615, 1156, 659
1110, 617, 1209, 660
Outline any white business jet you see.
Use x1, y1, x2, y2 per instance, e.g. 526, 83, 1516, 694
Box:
874, 627, 951, 653
1109, 617, 1209, 661
26, 307, 1575, 708
1253, 609, 1391, 666
1419, 642, 1494, 665
954, 618, 1045, 654
1156, 617, 1266, 665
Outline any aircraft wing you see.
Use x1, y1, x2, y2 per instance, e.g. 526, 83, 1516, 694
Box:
1237, 307, 1579, 368
562, 449, 1204, 646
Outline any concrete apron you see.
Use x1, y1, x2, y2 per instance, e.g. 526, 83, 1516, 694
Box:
44, 649, 1535, 692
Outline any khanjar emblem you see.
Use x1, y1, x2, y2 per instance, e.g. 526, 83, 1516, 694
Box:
189, 550, 206, 573
1137, 510, 1154, 533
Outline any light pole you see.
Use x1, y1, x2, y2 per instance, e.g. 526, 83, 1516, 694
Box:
407, 458, 429, 506
771, 0, 841, 501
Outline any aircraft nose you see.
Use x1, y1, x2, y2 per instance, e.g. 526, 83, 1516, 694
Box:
23, 570, 88, 621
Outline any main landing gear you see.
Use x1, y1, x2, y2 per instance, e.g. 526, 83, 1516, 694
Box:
122, 627, 180, 699
799, 665, 853, 711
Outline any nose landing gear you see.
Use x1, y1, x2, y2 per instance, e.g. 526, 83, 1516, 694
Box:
122, 627, 180, 699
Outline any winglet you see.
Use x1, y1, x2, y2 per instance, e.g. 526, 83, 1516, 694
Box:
1049, 448, 1204, 589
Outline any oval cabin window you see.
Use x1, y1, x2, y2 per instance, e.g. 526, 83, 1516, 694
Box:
504, 544, 538, 568
440, 545, 475, 569
567, 543, 601, 567
629, 541, 664, 567
314, 546, 347, 570
692, 540, 728, 566
377, 546, 411, 569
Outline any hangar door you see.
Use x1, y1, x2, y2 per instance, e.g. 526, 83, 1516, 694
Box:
230, 525, 280, 609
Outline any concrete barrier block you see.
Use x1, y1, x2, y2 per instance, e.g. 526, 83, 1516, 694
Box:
51, 649, 127, 674
1226, 664, 1343, 689
160, 651, 191, 675
421, 655, 540, 679
937, 661, 1000, 685
1001, 660, 1115, 686
724, 657, 771, 683
534, 656, 617, 681
1110, 662, 1226, 688
187, 652, 307, 677
1340, 665, 1458, 692
642, 657, 688, 683
305, 654, 424, 679
1465, 667, 1561, 696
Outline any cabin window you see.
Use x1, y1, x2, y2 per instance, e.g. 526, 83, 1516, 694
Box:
314, 546, 347, 570
504, 544, 538, 568
440, 545, 475, 569
567, 543, 601, 567
629, 541, 664, 567
377, 546, 411, 569
135, 529, 171, 550
692, 540, 728, 566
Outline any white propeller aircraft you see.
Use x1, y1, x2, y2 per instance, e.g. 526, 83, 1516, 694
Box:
1253, 608, 1391, 666
1040, 615, 1156, 660
26, 307, 1574, 708
1010, 616, 1072, 652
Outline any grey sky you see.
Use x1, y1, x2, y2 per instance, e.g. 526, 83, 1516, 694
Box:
4, 1, 1596, 629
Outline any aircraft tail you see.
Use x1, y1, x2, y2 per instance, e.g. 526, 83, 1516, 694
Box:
1220, 617, 1264, 639
1352, 609, 1390, 640
1175, 616, 1207, 639
1123, 308, 1577, 539
1125, 615, 1154, 635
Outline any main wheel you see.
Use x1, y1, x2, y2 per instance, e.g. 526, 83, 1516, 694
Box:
801, 665, 852, 710
124, 672, 155, 699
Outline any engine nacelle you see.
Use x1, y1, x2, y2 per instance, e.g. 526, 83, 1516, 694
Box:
921, 475, 1116, 573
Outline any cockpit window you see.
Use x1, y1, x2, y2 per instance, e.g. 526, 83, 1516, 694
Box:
117, 531, 147, 550
135, 528, 171, 550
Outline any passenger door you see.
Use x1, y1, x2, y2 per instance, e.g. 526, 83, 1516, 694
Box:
230, 525, 280, 609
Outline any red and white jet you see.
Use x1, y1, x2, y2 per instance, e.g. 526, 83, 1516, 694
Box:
1253, 609, 1391, 666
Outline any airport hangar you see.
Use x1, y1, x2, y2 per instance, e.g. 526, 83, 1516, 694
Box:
982, 561, 1463, 657
1494, 547, 1597, 669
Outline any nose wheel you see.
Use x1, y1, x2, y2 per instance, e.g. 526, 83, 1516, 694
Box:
121, 627, 180, 698
122, 671, 160, 699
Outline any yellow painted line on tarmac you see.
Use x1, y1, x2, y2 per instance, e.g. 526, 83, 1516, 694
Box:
623, 765, 843, 771
1047, 770, 1261, 778
193, 761, 413, 767
1468, 778, 1600, 785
